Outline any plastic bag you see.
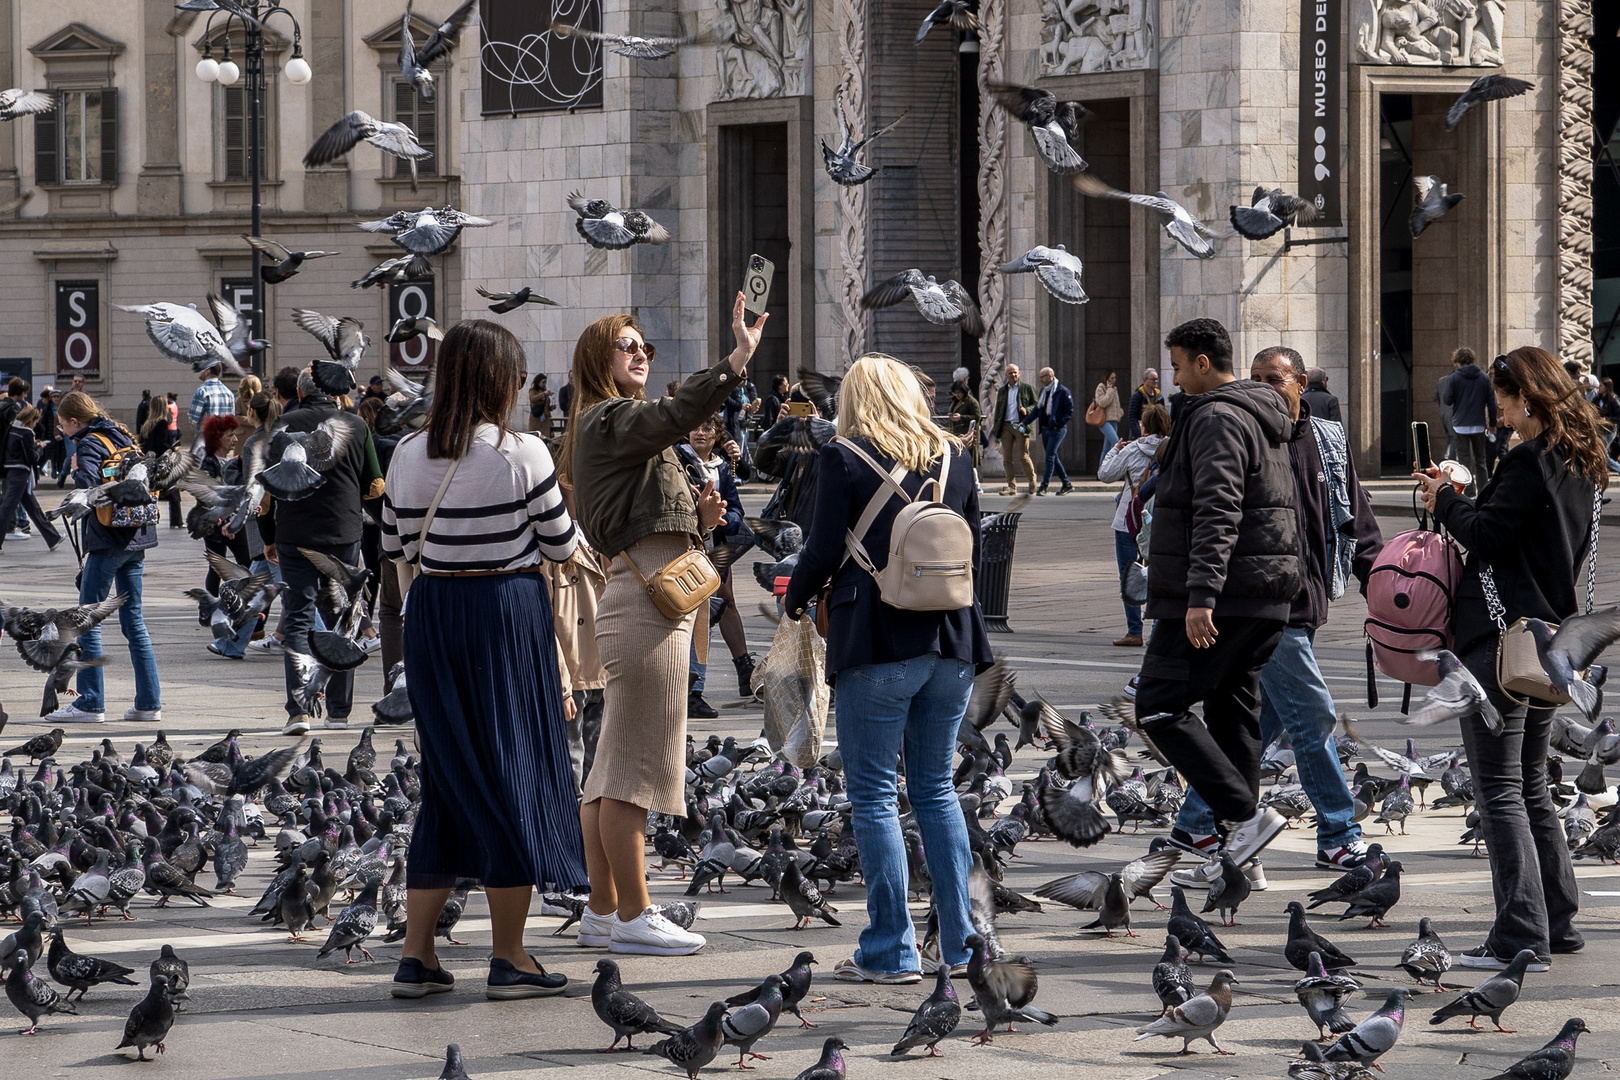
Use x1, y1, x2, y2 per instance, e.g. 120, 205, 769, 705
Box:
757, 615, 830, 768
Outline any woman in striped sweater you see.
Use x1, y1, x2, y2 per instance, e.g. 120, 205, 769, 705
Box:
380, 319, 586, 1001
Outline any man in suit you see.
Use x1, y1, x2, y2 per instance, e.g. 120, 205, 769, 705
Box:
992, 364, 1037, 495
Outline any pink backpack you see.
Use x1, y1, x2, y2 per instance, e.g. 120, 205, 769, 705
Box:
1364, 528, 1463, 693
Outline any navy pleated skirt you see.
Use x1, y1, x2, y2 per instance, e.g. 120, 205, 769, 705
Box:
402, 571, 588, 891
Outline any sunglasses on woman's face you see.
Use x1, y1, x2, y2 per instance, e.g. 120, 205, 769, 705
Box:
615, 337, 653, 361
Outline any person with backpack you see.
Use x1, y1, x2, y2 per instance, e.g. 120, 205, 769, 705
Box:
1133, 319, 1301, 872
1414, 346, 1609, 972
1097, 403, 1170, 646
783, 352, 993, 983
46, 390, 162, 724
1168, 346, 1383, 892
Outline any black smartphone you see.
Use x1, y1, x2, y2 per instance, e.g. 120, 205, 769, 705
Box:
1411, 421, 1433, 470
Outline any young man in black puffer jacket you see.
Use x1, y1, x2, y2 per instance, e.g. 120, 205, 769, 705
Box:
1133, 318, 1301, 870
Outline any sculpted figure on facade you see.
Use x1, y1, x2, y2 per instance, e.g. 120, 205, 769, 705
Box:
1038, 0, 1154, 76
1353, 0, 1505, 66
716, 0, 809, 99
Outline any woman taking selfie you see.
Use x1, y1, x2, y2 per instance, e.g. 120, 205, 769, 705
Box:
381, 320, 584, 1000
1414, 345, 1609, 971
564, 293, 766, 956
783, 353, 993, 983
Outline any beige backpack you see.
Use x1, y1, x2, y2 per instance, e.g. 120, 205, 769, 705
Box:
837, 437, 974, 611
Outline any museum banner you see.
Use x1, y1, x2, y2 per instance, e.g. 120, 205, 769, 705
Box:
1298, 0, 1342, 227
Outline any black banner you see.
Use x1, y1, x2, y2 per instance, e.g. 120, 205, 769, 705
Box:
1298, 0, 1341, 227
55, 280, 99, 378
388, 278, 436, 371
220, 278, 259, 341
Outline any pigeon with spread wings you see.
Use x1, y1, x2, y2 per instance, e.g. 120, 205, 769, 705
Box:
4, 595, 129, 673
861, 270, 984, 336
115, 300, 247, 376
304, 111, 431, 187
1000, 245, 1087, 304
258, 418, 356, 502
242, 236, 338, 284
0, 88, 54, 121
1073, 172, 1218, 259
1409, 175, 1464, 239
476, 285, 559, 313
551, 18, 703, 60
358, 205, 495, 258
568, 191, 672, 250
916, 0, 979, 43
399, 0, 479, 101
820, 106, 907, 187
1445, 74, 1532, 131
1229, 186, 1320, 240
989, 83, 1089, 174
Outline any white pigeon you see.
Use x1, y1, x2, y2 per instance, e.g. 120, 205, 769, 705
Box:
861, 269, 985, 335
304, 111, 431, 183
357, 205, 495, 257
999, 245, 1087, 304
1073, 172, 1217, 259
1402, 650, 1502, 734
0, 88, 55, 121
115, 300, 245, 375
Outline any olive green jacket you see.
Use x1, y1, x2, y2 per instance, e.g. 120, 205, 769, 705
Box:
572, 358, 741, 557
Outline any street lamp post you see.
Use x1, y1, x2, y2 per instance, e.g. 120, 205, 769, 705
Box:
195, 3, 311, 378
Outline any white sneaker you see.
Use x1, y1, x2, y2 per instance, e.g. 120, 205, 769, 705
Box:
47, 702, 105, 724
609, 906, 706, 956
577, 907, 614, 948
282, 716, 311, 736
1170, 858, 1223, 889
1221, 807, 1286, 867
249, 637, 284, 654
360, 636, 382, 654
323, 717, 350, 730
5, 530, 29, 541
1243, 861, 1269, 891
122, 708, 161, 722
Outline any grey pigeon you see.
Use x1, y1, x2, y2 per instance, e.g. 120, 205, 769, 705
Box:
387, 315, 443, 344
728, 950, 816, 1028
116, 973, 177, 1060
316, 876, 380, 962
1398, 917, 1452, 990
475, 285, 558, 313
1081, 872, 1135, 937
46, 926, 135, 1000
1295, 951, 1360, 1039
891, 964, 960, 1056
242, 235, 338, 283
720, 973, 783, 1068
644, 1000, 727, 1079
780, 861, 840, 930
256, 417, 358, 502
1073, 171, 1217, 259
1290, 1040, 1377, 1080
0, 726, 63, 762
1482, 1017, 1588, 1080
1524, 611, 1620, 722
989, 83, 1089, 174
819, 105, 906, 186
792, 1036, 848, 1080
592, 958, 681, 1051
999, 245, 1087, 304
568, 191, 671, 249
1039, 714, 1131, 847
359, 205, 495, 258
1375, 778, 1415, 835
1445, 74, 1533, 131
1324, 988, 1412, 1066
151, 945, 189, 997
1307, 844, 1387, 909
1230, 185, 1319, 239
1337, 861, 1403, 928
1202, 854, 1251, 926
304, 110, 431, 179
398, 0, 478, 100
915, 0, 978, 43
277, 867, 318, 942
550, 17, 696, 60
7, 947, 76, 1034
964, 931, 1058, 1044
1152, 934, 1195, 1011
861, 269, 985, 336
1286, 901, 1356, 971
0, 911, 49, 975
57, 848, 113, 921
1409, 175, 1464, 239
437, 1045, 471, 1080
1133, 968, 1237, 1054
1036, 847, 1180, 913
1169, 886, 1232, 963
1429, 949, 1536, 1032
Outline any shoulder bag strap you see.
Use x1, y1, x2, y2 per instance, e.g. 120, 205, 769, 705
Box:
409, 449, 463, 568
834, 436, 911, 574
1586, 487, 1602, 615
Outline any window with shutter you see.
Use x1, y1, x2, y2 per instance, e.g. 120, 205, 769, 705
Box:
58, 89, 103, 183
222, 85, 267, 181
33, 94, 57, 186
99, 86, 117, 185
392, 79, 438, 178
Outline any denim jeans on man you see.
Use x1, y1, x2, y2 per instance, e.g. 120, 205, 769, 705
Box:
1173, 627, 1359, 850
1114, 530, 1142, 636
75, 549, 161, 712
1039, 426, 1070, 488
280, 542, 361, 719
835, 653, 975, 973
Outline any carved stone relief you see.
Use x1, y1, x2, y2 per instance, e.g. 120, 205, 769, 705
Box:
716, 0, 810, 100
1352, 0, 1505, 66
977, 0, 1009, 407
1556, 0, 1593, 369
835, 0, 868, 361
1038, 0, 1155, 77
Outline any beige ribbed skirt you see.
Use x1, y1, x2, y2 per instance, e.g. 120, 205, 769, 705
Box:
582, 533, 696, 817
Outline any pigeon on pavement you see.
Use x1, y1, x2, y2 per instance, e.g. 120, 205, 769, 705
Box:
792, 1037, 848, 1080
1337, 861, 1403, 928
1290, 1040, 1377, 1080
7, 947, 76, 1034
1398, 917, 1453, 990
1295, 951, 1360, 1040
1429, 949, 1537, 1032
964, 932, 1058, 1044
780, 861, 840, 930
644, 1000, 728, 1079
728, 951, 817, 1028
46, 925, 136, 999
721, 974, 784, 1068
1202, 854, 1252, 926
593, 959, 682, 1051
1036, 846, 1180, 913
1481, 1017, 1589, 1080
116, 973, 177, 1060
1323, 988, 1411, 1067
890, 964, 961, 1056
1286, 901, 1356, 971
151, 945, 189, 997
1152, 934, 1196, 1011
316, 876, 380, 963
1169, 886, 1233, 963
1308, 844, 1387, 909
1133, 968, 1237, 1054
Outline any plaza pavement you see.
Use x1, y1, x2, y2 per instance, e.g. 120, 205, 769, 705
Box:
2, 481, 1619, 1080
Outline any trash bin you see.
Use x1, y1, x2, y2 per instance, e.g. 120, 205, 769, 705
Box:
976, 510, 1021, 633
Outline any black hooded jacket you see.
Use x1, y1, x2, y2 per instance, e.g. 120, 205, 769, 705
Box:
1145, 378, 1301, 620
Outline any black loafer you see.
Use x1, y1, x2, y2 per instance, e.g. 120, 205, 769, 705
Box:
486, 956, 567, 1000
391, 957, 454, 998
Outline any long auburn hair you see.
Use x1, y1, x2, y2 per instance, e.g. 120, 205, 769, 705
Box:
1490, 346, 1610, 490
557, 313, 647, 482
423, 319, 526, 459
837, 353, 958, 473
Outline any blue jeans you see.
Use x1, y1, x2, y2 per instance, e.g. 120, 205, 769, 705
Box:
76, 548, 161, 712
1114, 530, 1142, 636
1099, 421, 1119, 463
835, 653, 975, 973
218, 557, 280, 658
280, 542, 360, 719
1174, 627, 1359, 850
1040, 426, 1070, 487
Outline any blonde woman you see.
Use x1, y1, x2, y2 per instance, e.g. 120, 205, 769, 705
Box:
783, 353, 993, 983
235, 374, 262, 421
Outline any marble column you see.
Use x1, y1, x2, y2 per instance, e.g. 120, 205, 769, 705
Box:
1556, 0, 1593, 369
302, 0, 349, 212
137, 0, 183, 215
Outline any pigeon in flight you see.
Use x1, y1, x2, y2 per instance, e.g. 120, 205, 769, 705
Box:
551, 19, 699, 60
819, 106, 906, 187
476, 285, 560, 313
916, 0, 979, 44
242, 236, 338, 284
304, 111, 432, 186
259, 418, 357, 501
4, 595, 128, 673
399, 0, 478, 100
568, 191, 672, 249
1229, 186, 1320, 240
963, 932, 1057, 1044
351, 253, 432, 291
861, 269, 984, 335
292, 309, 369, 372
115, 299, 248, 376
990, 83, 1089, 174
359, 205, 495, 257
0, 89, 54, 121
387, 316, 444, 344
1404, 649, 1502, 734
1073, 172, 1217, 258
1445, 74, 1533, 131
1524, 610, 1620, 722
999, 245, 1087, 304
1409, 175, 1464, 238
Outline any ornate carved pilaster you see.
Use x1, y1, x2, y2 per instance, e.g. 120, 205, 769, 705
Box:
1556, 0, 1594, 369
835, 0, 868, 363
975, 0, 1009, 407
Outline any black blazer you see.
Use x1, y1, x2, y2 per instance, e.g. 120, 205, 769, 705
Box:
1436, 436, 1597, 654
784, 437, 993, 676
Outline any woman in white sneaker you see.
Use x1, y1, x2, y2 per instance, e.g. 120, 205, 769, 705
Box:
562, 294, 765, 957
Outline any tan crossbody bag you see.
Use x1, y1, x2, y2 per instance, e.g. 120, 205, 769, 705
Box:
620, 542, 720, 621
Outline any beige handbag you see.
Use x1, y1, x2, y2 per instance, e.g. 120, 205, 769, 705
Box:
1481, 489, 1602, 707
620, 543, 720, 621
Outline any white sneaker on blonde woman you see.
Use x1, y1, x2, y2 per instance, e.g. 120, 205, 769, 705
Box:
576, 908, 614, 948
609, 906, 705, 956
